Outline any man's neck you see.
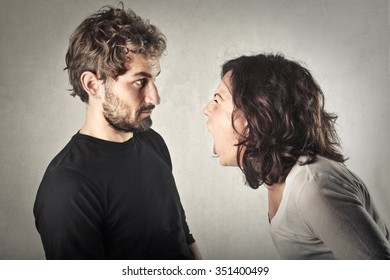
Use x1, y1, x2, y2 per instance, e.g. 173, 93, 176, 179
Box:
79, 125, 133, 143
80, 112, 133, 143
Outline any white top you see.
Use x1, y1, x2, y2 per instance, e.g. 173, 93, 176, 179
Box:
269, 156, 390, 259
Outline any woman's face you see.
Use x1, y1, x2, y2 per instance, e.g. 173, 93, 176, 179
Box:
203, 71, 246, 166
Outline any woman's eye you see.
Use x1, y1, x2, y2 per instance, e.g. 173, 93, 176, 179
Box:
213, 99, 218, 103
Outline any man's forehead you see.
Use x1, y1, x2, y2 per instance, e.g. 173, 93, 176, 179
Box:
125, 53, 161, 76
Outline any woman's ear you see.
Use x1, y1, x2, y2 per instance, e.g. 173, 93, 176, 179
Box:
80, 71, 102, 99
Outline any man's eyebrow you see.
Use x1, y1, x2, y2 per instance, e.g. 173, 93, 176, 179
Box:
132, 70, 161, 78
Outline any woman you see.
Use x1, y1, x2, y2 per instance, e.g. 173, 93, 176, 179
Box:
203, 53, 390, 259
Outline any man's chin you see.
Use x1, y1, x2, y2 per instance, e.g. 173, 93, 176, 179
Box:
135, 117, 153, 132
105, 116, 152, 133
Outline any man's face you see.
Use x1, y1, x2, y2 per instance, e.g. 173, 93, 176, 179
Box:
102, 53, 161, 133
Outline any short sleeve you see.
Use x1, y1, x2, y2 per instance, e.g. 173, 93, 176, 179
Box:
298, 176, 390, 259
33, 167, 105, 259
180, 205, 195, 244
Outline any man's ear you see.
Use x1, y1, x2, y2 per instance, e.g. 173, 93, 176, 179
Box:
80, 71, 102, 99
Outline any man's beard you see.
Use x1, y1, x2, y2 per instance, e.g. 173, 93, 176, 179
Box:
102, 86, 155, 133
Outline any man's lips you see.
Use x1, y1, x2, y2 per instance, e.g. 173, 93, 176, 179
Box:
139, 105, 155, 115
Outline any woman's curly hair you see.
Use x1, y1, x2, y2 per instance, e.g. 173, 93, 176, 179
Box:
222, 53, 345, 189
65, 4, 166, 102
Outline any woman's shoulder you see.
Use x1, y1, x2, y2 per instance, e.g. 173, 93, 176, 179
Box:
289, 155, 366, 210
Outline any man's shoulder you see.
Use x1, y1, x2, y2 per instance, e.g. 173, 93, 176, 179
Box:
136, 128, 165, 142
136, 129, 172, 166
46, 134, 78, 168
44, 133, 99, 179
136, 129, 168, 150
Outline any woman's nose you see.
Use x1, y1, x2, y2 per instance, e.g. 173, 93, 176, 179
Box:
203, 101, 213, 116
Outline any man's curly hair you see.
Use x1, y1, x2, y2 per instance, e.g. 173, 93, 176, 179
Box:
222, 53, 345, 189
65, 3, 166, 102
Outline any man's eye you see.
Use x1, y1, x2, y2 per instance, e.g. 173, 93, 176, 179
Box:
135, 79, 145, 87
213, 99, 218, 103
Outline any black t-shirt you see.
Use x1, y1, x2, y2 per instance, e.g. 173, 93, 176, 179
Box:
34, 129, 195, 259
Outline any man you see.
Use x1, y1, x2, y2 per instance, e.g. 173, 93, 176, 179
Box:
34, 4, 201, 260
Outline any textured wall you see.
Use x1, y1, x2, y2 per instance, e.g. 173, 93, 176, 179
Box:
0, 0, 389, 259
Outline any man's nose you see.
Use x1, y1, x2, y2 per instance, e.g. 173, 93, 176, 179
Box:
144, 83, 160, 105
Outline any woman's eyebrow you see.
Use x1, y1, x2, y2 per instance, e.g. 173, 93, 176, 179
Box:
214, 93, 224, 100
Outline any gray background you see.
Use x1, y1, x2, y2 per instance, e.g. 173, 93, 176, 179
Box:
0, 0, 389, 259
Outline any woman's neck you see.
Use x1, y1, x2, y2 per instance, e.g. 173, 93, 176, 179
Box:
267, 181, 285, 222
